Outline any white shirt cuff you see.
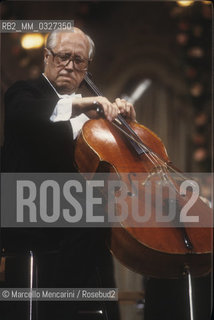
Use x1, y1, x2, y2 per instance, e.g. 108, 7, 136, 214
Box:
50, 98, 73, 122
50, 94, 89, 140
70, 113, 89, 139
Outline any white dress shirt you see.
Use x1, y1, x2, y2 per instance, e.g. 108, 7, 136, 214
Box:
42, 73, 89, 139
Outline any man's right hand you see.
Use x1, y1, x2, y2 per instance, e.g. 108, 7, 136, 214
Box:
72, 96, 120, 121
72, 96, 135, 122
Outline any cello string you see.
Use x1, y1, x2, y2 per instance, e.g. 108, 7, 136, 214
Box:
85, 73, 157, 157
84, 73, 102, 95
84, 74, 188, 186
111, 120, 188, 193
85, 76, 190, 196
111, 119, 165, 169
112, 117, 188, 182
112, 121, 181, 195
85, 74, 177, 184
111, 120, 182, 194
112, 119, 182, 195
84, 75, 210, 255
111, 121, 160, 168
86, 76, 202, 205
84, 74, 164, 170
85, 74, 169, 168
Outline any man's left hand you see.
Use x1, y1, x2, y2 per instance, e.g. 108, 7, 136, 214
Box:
113, 98, 136, 120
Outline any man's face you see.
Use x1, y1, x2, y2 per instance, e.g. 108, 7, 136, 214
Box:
44, 32, 90, 94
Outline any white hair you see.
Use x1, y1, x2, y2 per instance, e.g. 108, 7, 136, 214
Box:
45, 28, 95, 60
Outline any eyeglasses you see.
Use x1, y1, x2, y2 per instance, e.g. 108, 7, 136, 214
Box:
48, 49, 91, 71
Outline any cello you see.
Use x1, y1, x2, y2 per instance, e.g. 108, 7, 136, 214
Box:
74, 73, 212, 280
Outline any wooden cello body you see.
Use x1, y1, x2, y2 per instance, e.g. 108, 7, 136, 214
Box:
75, 117, 212, 279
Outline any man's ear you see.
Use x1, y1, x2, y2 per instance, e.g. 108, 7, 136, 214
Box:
44, 48, 50, 65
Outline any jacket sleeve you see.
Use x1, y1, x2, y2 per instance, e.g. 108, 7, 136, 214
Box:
5, 80, 60, 123
3, 80, 75, 172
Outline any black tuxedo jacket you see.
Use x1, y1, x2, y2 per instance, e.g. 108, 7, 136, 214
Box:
1, 74, 76, 172
1, 75, 82, 251
0, 74, 113, 274
0, 75, 119, 319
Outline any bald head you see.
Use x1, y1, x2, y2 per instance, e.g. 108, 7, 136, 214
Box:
46, 27, 95, 60
44, 27, 94, 94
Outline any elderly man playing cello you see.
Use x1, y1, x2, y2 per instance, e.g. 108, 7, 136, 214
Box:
1, 27, 135, 320
2, 27, 135, 172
